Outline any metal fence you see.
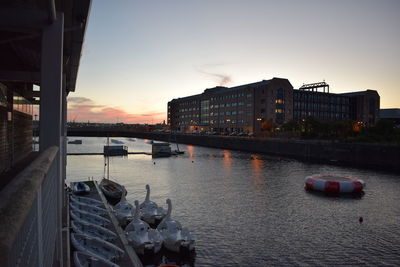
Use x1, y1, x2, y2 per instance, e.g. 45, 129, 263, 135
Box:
0, 146, 60, 267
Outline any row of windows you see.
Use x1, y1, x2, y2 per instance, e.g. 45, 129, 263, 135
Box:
294, 111, 350, 119
294, 102, 349, 112
210, 93, 252, 101
179, 107, 199, 112
294, 93, 349, 104
210, 119, 247, 124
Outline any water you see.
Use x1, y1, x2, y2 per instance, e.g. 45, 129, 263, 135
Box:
67, 137, 400, 267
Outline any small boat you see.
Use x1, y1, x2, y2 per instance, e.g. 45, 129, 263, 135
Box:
71, 182, 90, 195
113, 197, 135, 227
100, 139, 127, 203
100, 178, 126, 203
71, 220, 117, 242
70, 201, 108, 217
70, 209, 111, 227
70, 195, 105, 208
110, 139, 124, 144
140, 184, 167, 225
125, 200, 163, 255
157, 199, 196, 253
74, 251, 120, 267
71, 233, 125, 262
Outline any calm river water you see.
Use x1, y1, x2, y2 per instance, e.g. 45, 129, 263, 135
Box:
67, 137, 400, 267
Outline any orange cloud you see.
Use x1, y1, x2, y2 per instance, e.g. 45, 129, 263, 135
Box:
67, 97, 165, 124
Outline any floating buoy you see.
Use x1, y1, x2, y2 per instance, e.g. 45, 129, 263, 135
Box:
359, 217, 363, 223
305, 174, 365, 193
153, 162, 156, 165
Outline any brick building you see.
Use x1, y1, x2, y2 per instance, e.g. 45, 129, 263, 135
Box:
168, 79, 380, 134
168, 77, 293, 133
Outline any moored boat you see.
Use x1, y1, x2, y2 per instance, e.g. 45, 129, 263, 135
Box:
100, 178, 126, 203
140, 184, 167, 226
71, 220, 117, 242
157, 199, 195, 253
125, 200, 163, 255
71, 182, 90, 195
70, 209, 111, 227
71, 233, 124, 262
70, 201, 108, 217
74, 251, 120, 267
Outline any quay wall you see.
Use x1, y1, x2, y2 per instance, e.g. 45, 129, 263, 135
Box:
68, 129, 400, 172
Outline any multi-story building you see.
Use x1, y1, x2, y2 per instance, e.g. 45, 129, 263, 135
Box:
293, 82, 351, 122
168, 77, 293, 133
168, 79, 380, 134
341, 90, 380, 126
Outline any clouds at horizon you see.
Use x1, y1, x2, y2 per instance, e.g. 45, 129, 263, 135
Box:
67, 97, 165, 124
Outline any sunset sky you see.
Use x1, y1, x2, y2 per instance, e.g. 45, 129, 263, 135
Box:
68, 0, 400, 124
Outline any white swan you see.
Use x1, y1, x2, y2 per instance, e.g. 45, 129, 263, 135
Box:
157, 199, 196, 253
125, 200, 163, 255
139, 184, 166, 225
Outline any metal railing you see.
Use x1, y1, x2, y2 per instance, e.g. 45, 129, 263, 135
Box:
0, 146, 60, 267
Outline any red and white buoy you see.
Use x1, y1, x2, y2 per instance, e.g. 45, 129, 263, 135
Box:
305, 174, 365, 193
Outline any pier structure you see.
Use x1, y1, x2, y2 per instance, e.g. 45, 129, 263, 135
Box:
0, 1, 91, 266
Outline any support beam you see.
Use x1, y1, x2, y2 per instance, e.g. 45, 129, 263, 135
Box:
39, 15, 63, 151
39, 13, 64, 267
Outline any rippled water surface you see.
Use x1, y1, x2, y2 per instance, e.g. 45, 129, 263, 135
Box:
67, 137, 400, 266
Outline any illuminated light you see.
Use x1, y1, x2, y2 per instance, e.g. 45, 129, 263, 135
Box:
256, 118, 262, 121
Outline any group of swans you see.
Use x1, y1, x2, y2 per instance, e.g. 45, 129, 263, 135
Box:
112, 184, 196, 255
69, 195, 124, 267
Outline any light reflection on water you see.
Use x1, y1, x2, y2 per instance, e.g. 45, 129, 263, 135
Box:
67, 137, 400, 267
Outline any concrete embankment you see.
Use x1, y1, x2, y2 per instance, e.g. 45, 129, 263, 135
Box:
68, 129, 400, 172
153, 134, 400, 172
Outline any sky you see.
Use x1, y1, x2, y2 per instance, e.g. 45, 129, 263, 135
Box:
68, 0, 400, 124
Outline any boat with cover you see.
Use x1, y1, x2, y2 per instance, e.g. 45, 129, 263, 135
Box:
70, 209, 111, 227
113, 196, 135, 227
71, 220, 117, 242
71, 233, 125, 262
70, 201, 108, 217
157, 199, 196, 253
70, 195, 105, 208
140, 184, 167, 225
74, 251, 120, 267
71, 182, 90, 195
125, 200, 163, 255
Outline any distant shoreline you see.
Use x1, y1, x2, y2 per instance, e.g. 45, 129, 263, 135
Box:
67, 129, 400, 173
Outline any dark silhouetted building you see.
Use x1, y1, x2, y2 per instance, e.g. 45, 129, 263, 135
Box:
168, 79, 380, 134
